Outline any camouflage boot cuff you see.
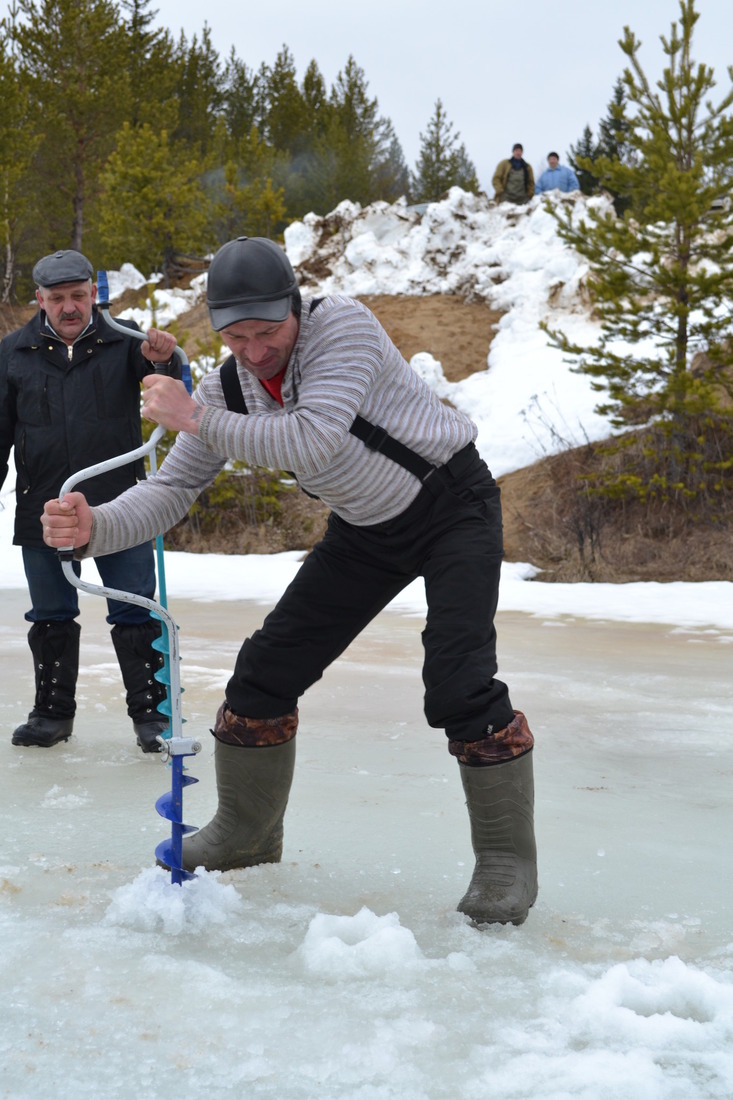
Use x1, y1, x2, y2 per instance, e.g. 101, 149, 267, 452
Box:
448, 710, 534, 766
211, 702, 299, 747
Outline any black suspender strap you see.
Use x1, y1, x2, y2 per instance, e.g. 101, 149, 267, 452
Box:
219, 356, 248, 414
348, 415, 435, 481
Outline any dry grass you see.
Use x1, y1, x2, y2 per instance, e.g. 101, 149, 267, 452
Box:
500, 439, 733, 582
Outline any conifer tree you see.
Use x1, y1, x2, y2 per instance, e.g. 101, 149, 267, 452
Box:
411, 99, 478, 202
569, 79, 634, 212
326, 56, 386, 202
372, 122, 411, 202
97, 122, 211, 282
568, 124, 599, 196
301, 58, 329, 123
545, 0, 733, 514
121, 0, 177, 131
301, 56, 400, 212
264, 46, 311, 158
171, 25, 224, 155
221, 50, 262, 150
13, 0, 131, 253
212, 127, 287, 240
0, 9, 40, 299
596, 78, 633, 165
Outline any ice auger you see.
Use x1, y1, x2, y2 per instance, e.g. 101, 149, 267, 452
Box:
55, 272, 199, 885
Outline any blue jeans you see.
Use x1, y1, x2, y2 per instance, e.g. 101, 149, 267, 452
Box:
22, 543, 157, 626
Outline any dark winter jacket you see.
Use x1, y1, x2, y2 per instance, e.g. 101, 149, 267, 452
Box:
0, 307, 180, 546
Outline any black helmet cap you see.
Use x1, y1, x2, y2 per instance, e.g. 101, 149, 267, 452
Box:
206, 236, 300, 331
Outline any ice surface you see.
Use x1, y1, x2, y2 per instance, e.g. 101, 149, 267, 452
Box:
1, 590, 732, 1099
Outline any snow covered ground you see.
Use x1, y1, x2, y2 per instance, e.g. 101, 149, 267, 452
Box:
1, 191, 732, 1098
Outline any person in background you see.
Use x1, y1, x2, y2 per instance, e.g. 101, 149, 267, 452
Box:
492, 143, 535, 204
41, 236, 539, 927
0, 249, 179, 752
535, 151, 580, 195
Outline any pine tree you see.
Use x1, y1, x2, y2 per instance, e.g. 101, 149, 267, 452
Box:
263, 46, 311, 158
221, 49, 262, 150
545, 0, 733, 515
259, 52, 331, 216
301, 58, 328, 124
171, 24, 224, 155
0, 8, 40, 299
568, 124, 599, 196
13, 0, 132, 253
326, 56, 384, 203
411, 99, 478, 202
300, 55, 396, 212
372, 122, 411, 202
569, 79, 634, 212
211, 128, 287, 240
597, 78, 633, 163
120, 0, 177, 131
97, 122, 211, 282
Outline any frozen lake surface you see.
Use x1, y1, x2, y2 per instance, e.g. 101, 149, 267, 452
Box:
1, 587, 732, 1099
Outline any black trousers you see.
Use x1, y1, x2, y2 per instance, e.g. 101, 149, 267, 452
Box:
226, 445, 514, 743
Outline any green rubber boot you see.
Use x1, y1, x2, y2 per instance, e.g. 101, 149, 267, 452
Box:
182, 735, 296, 873
457, 751, 538, 926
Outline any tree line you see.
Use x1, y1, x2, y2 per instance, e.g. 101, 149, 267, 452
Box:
0, 0, 478, 299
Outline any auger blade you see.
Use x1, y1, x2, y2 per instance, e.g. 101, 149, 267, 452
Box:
155, 781, 199, 825
154, 839, 197, 882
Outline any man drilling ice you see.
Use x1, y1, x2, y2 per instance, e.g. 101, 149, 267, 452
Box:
41, 237, 538, 925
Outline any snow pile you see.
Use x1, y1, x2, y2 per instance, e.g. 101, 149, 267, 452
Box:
112, 270, 208, 330
298, 906, 423, 978
284, 187, 596, 308
104, 865, 243, 934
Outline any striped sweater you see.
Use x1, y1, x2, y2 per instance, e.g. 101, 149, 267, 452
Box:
85, 295, 477, 557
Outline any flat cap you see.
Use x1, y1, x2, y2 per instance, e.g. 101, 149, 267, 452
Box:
32, 249, 94, 287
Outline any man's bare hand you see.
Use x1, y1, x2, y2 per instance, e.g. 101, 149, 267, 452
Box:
42, 493, 93, 549
141, 327, 178, 364
141, 374, 205, 434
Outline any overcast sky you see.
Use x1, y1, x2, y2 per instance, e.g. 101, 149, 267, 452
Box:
144, 0, 732, 191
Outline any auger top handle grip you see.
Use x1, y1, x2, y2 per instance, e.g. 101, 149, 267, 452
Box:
96, 269, 193, 394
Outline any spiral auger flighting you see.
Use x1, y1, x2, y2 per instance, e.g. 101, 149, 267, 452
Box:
150, 611, 200, 885
54, 270, 201, 885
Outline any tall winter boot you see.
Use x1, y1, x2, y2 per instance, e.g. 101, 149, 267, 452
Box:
12, 620, 80, 747
450, 711, 537, 926
181, 703, 297, 873
110, 620, 168, 752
